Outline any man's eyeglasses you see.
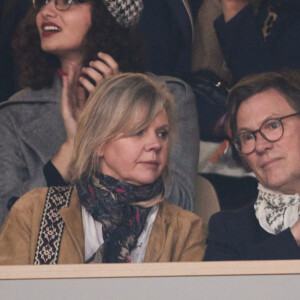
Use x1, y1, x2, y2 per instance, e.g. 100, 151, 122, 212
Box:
33, 0, 85, 12
233, 112, 300, 154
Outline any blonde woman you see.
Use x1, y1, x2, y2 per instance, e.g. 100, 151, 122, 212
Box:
0, 73, 206, 264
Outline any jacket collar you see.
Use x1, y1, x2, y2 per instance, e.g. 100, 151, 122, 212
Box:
1, 74, 66, 163
0, 74, 62, 107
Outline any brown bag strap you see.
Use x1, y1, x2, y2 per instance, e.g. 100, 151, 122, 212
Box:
34, 185, 73, 265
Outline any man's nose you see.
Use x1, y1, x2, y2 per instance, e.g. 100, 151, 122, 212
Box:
255, 132, 273, 153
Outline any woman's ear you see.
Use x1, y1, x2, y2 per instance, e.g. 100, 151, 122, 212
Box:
97, 145, 104, 157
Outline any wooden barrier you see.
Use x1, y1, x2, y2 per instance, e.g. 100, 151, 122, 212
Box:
1, 261, 300, 299
1, 260, 300, 279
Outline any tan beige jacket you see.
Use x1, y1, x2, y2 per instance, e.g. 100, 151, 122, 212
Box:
0, 187, 206, 265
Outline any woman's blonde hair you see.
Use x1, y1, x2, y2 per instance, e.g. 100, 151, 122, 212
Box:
69, 73, 175, 182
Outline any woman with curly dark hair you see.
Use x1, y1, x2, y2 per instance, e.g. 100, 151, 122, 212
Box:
14, 0, 145, 90
0, 0, 199, 229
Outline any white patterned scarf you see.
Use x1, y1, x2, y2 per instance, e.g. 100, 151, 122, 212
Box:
254, 183, 300, 235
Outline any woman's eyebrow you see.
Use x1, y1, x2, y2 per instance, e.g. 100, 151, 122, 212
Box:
156, 124, 169, 130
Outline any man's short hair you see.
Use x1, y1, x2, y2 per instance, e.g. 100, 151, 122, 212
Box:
228, 69, 300, 138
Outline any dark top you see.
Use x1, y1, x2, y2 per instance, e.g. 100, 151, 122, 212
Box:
43, 160, 67, 187
138, 0, 199, 79
214, 0, 300, 83
204, 201, 300, 261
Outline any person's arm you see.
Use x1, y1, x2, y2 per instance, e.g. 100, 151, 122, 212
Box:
51, 64, 83, 181
214, 2, 266, 82
52, 54, 119, 181
162, 77, 199, 211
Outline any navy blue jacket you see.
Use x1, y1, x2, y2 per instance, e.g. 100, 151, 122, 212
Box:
204, 201, 300, 261
214, 0, 300, 83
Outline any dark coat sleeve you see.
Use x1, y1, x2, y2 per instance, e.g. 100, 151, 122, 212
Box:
214, 5, 266, 83
204, 207, 300, 261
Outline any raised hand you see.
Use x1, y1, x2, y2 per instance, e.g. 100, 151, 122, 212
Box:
61, 64, 86, 139
52, 63, 88, 181
79, 52, 119, 94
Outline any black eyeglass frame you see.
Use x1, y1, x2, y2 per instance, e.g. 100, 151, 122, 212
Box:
233, 112, 300, 154
33, 0, 80, 12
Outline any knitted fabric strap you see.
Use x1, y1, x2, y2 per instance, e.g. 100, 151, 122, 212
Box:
34, 185, 73, 265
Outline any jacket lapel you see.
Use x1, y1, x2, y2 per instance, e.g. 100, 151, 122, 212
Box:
144, 203, 166, 262
60, 189, 85, 262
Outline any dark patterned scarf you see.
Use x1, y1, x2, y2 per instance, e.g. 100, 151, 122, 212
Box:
76, 173, 164, 263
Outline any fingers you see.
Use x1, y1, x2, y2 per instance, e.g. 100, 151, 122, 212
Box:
79, 69, 103, 93
82, 65, 104, 82
90, 60, 113, 77
79, 52, 119, 93
97, 52, 119, 75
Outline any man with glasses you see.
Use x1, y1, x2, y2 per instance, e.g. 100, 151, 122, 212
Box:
204, 70, 300, 260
